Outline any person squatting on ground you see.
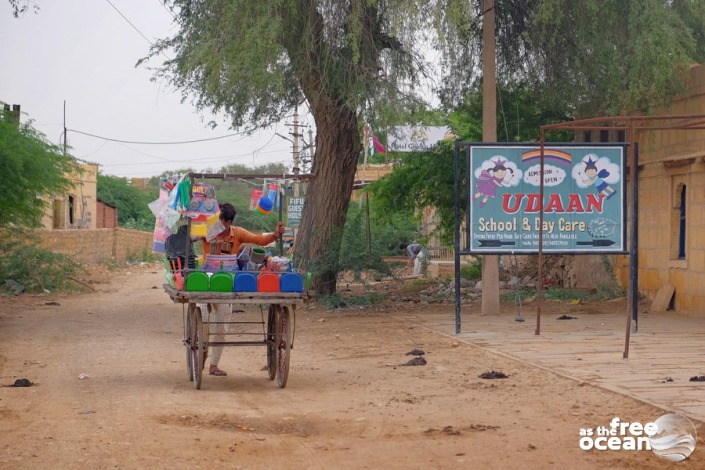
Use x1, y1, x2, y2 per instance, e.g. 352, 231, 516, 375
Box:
400, 242, 426, 276
198, 202, 285, 377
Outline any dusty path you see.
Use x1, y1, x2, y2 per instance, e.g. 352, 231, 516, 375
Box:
0, 263, 701, 469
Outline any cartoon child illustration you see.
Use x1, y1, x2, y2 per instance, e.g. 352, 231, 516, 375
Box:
474, 157, 514, 207
579, 156, 617, 200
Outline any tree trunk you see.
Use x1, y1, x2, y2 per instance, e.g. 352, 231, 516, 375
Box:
295, 103, 361, 296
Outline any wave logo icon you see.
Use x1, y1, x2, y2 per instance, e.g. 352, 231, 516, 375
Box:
649, 413, 698, 461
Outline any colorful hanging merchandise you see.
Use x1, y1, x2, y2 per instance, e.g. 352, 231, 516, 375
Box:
149, 175, 220, 253
186, 183, 219, 237
255, 196, 274, 215
150, 176, 181, 253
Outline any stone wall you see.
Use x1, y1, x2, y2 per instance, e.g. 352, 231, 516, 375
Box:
38, 228, 153, 265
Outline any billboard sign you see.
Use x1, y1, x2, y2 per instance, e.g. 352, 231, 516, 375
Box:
467, 144, 627, 253
387, 126, 451, 152
287, 197, 305, 228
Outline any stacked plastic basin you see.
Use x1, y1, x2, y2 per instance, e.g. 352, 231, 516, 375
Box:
185, 271, 304, 293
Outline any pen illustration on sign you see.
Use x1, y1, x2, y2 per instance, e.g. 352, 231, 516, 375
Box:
473, 157, 522, 208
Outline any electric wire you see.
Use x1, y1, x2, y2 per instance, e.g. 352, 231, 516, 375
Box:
68, 128, 246, 145
104, 0, 157, 47
104, 0, 173, 60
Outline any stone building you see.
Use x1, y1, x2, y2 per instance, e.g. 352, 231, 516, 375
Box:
41, 162, 98, 230
615, 63, 705, 312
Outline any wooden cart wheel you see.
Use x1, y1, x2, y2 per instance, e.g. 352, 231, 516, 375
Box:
276, 305, 291, 389
191, 305, 204, 390
186, 304, 195, 382
266, 305, 277, 381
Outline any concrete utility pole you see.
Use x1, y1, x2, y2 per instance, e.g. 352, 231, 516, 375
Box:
481, 0, 500, 315
306, 127, 314, 172
292, 106, 301, 176
286, 105, 307, 197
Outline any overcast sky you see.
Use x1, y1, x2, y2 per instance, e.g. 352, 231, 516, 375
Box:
0, 0, 309, 178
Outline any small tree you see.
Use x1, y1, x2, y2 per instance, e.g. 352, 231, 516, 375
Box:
0, 105, 81, 228
97, 174, 155, 231
0, 105, 85, 294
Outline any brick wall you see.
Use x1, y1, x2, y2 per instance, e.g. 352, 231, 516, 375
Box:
96, 201, 118, 229
38, 228, 153, 264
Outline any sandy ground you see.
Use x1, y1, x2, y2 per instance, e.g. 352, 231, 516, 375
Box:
0, 263, 703, 469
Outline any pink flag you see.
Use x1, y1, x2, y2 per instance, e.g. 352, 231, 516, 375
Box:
372, 135, 385, 153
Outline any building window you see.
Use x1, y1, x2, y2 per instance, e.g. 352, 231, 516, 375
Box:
68, 194, 75, 226
671, 182, 686, 260
678, 185, 686, 259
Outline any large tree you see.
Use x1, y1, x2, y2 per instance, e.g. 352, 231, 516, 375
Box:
0, 105, 80, 228
145, 0, 472, 294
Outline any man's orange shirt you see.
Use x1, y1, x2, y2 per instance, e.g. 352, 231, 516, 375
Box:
202, 226, 279, 256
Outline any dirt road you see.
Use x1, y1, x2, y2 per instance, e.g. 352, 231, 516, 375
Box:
0, 263, 701, 469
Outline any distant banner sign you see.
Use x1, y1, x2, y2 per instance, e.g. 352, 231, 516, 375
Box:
287, 197, 305, 228
467, 144, 627, 253
387, 126, 450, 152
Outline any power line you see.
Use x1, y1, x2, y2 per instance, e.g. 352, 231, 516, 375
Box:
104, 0, 156, 47
68, 128, 246, 145
157, 0, 177, 20
100, 148, 287, 167
104, 0, 172, 61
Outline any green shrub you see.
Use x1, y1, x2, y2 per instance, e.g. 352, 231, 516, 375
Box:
500, 286, 623, 302
319, 292, 386, 309
0, 234, 85, 294
126, 247, 160, 263
460, 256, 482, 280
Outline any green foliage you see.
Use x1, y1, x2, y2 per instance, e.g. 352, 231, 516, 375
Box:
596, 254, 625, 299
527, 0, 704, 116
0, 106, 81, 228
7, 0, 38, 17
147, 1, 472, 132
370, 84, 574, 245
438, 1, 705, 117
97, 174, 155, 231
318, 292, 386, 310
0, 233, 85, 293
499, 287, 623, 303
460, 257, 482, 280
336, 205, 391, 280
301, 198, 418, 285
126, 247, 160, 263
336, 201, 419, 281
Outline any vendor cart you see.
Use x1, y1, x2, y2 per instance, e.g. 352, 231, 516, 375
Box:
157, 172, 313, 390
164, 285, 310, 389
